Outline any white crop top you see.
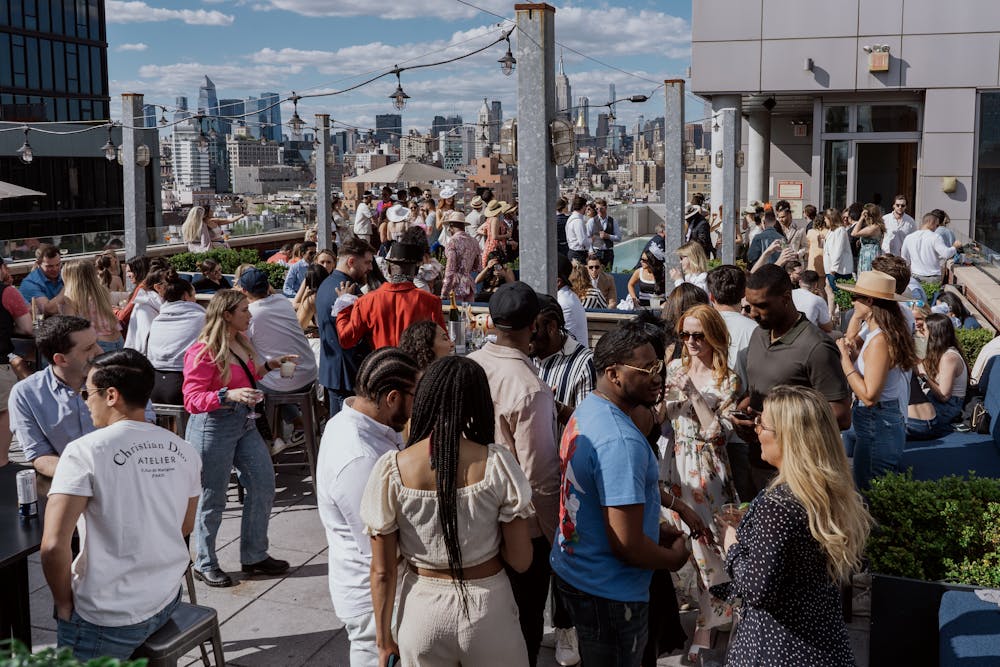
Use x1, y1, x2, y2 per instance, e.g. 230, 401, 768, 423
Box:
361, 443, 535, 570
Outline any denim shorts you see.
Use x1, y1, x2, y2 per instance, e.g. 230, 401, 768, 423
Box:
56, 592, 180, 661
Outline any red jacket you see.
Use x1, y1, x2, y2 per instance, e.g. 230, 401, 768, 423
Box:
336, 281, 446, 350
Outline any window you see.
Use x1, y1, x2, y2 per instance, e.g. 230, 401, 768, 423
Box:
824, 106, 849, 133
38, 0, 50, 31
89, 45, 103, 95
856, 104, 920, 132
79, 43, 90, 93
823, 140, 848, 209
11, 1, 23, 28
0, 34, 10, 87
26, 37, 39, 90
66, 43, 78, 93
24, 0, 37, 29
51, 0, 63, 32
39, 39, 52, 90
975, 92, 1000, 249
88, 0, 99, 39
52, 40, 65, 92
12, 36, 26, 89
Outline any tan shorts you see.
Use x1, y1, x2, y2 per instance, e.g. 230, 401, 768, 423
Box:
396, 569, 527, 666
0, 364, 16, 411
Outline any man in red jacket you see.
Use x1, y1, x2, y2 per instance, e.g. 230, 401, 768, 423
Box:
335, 227, 446, 350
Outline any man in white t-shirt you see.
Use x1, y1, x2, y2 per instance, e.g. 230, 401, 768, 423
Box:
41, 349, 200, 661
881, 194, 917, 256
239, 267, 318, 454
793, 270, 834, 333
900, 212, 962, 282
353, 192, 377, 248
564, 195, 592, 264
317, 348, 419, 667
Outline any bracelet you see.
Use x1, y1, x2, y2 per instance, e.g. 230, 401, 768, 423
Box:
845, 369, 858, 379
668, 494, 676, 510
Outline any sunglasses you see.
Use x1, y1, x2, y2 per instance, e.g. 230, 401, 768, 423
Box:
679, 331, 706, 342
618, 360, 664, 376
587, 264, 602, 270
80, 387, 104, 401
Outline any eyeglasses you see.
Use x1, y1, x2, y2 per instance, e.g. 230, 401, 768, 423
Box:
80, 387, 104, 401
618, 360, 664, 376
754, 416, 775, 434
587, 264, 602, 271
679, 331, 706, 342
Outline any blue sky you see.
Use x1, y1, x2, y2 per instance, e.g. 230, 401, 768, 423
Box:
106, 0, 697, 136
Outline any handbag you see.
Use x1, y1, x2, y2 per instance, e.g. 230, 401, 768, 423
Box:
233, 353, 274, 442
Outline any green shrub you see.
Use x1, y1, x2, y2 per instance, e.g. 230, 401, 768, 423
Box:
834, 278, 855, 312
252, 261, 288, 290
957, 327, 995, 368
865, 472, 1000, 585
0, 639, 147, 666
167, 248, 260, 274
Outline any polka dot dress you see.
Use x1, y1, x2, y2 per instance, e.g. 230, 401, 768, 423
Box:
716, 484, 856, 666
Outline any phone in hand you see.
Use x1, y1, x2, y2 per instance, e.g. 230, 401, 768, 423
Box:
730, 410, 754, 422
387, 655, 401, 667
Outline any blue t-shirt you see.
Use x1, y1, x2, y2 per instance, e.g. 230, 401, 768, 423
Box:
549, 393, 661, 602
19, 267, 63, 302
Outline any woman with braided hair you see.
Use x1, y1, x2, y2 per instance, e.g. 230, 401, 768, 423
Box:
361, 356, 535, 666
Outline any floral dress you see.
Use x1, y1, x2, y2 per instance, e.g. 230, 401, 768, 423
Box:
661, 359, 740, 632
858, 235, 881, 273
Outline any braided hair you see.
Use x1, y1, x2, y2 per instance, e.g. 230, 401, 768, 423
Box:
354, 347, 419, 402
406, 356, 496, 615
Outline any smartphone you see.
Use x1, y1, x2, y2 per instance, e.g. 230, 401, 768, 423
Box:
387, 655, 401, 667
730, 410, 753, 421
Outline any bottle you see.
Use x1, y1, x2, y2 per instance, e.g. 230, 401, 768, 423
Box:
448, 291, 460, 323
447, 292, 465, 354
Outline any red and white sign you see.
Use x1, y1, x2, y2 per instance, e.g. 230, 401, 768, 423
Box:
776, 181, 803, 199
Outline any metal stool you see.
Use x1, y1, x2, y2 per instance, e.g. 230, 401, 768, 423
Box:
264, 385, 320, 495
131, 602, 225, 667
152, 403, 190, 438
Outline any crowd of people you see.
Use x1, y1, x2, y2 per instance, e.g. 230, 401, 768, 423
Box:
1, 187, 996, 667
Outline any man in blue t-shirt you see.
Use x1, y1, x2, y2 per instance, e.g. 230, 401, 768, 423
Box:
550, 321, 688, 665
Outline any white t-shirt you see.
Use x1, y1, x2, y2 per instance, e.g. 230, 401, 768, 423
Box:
49, 420, 201, 626
792, 288, 831, 329
353, 203, 373, 236
901, 229, 957, 277
718, 309, 758, 391
557, 286, 589, 348
247, 294, 317, 392
317, 399, 402, 618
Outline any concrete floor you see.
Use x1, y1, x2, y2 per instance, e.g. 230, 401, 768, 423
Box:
23, 462, 869, 666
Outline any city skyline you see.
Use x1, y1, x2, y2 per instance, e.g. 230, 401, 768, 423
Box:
106, 0, 693, 136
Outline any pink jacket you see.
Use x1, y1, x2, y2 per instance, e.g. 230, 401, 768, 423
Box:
182, 341, 261, 414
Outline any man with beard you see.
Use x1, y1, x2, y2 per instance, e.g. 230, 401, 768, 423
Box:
733, 264, 851, 493
316, 348, 419, 666
550, 321, 689, 664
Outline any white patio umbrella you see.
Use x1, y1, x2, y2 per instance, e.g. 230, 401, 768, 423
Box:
0, 181, 45, 200
345, 159, 461, 184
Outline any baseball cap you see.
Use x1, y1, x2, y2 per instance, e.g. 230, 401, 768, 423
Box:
489, 281, 540, 331
237, 267, 270, 296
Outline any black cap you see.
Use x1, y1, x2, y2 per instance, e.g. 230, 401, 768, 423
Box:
490, 281, 539, 331
236, 267, 269, 296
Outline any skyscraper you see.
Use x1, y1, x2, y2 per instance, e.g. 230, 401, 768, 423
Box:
556, 51, 572, 122
142, 104, 158, 129
577, 96, 590, 136
476, 99, 491, 157
218, 99, 245, 137
174, 96, 190, 122
489, 100, 502, 144
261, 92, 281, 141
596, 113, 610, 145
375, 114, 402, 147
197, 76, 219, 116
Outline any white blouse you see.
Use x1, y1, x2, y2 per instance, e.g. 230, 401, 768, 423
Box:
361, 443, 535, 570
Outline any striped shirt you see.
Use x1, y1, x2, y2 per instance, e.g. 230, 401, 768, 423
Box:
536, 335, 597, 409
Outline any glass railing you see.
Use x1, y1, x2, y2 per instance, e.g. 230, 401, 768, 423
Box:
0, 213, 311, 261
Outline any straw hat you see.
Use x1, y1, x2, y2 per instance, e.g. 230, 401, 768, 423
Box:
444, 211, 468, 227
484, 200, 506, 218
837, 271, 909, 302
385, 204, 411, 223
470, 196, 485, 209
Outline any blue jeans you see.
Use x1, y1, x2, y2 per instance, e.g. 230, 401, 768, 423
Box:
555, 575, 648, 667
97, 339, 124, 354
326, 388, 352, 419
56, 592, 180, 660
186, 403, 275, 571
907, 394, 965, 440
852, 400, 905, 490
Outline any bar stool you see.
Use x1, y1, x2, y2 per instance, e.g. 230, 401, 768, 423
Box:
130, 602, 225, 667
152, 403, 190, 438
264, 384, 320, 495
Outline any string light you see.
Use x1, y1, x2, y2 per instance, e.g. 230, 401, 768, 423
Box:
16, 127, 33, 164
158, 107, 168, 126
100, 125, 116, 161
287, 93, 306, 135
498, 31, 516, 76
389, 69, 410, 111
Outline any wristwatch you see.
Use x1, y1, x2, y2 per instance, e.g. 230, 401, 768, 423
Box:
217, 387, 229, 404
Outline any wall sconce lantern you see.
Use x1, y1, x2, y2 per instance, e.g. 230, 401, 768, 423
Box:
714, 150, 723, 168
864, 44, 891, 72
941, 177, 958, 194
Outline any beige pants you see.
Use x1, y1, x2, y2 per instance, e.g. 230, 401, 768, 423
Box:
396, 569, 527, 666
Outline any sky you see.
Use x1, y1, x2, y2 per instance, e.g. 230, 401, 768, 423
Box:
105, 0, 698, 138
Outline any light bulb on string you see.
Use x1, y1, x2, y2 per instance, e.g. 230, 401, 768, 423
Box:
389, 69, 409, 111
498, 34, 516, 76
159, 107, 168, 126
16, 127, 33, 165
288, 94, 306, 135
100, 125, 116, 161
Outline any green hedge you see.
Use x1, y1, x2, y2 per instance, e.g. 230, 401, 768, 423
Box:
0, 639, 146, 666
865, 472, 1000, 586
167, 248, 261, 274
957, 327, 995, 368
251, 261, 288, 290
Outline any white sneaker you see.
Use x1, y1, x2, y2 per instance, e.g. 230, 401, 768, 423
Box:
554, 627, 580, 666
270, 437, 294, 457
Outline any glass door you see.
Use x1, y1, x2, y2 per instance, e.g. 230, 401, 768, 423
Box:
855, 142, 917, 216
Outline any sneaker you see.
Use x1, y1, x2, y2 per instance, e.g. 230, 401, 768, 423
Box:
270, 437, 294, 457
554, 627, 580, 666
289, 431, 306, 447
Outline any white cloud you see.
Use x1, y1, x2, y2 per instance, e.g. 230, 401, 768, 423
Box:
116, 42, 149, 51
106, 1, 235, 26
253, 0, 509, 20
554, 7, 689, 60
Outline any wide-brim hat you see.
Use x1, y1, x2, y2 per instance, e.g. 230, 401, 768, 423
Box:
438, 186, 457, 200
470, 196, 485, 209
837, 271, 910, 302
485, 200, 510, 218
384, 241, 425, 264
386, 203, 411, 223
445, 211, 468, 226
685, 204, 702, 220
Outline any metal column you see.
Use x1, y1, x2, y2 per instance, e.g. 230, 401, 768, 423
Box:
315, 114, 332, 252
720, 108, 741, 264
514, 3, 558, 296
663, 80, 685, 278
746, 110, 771, 204
121, 93, 147, 258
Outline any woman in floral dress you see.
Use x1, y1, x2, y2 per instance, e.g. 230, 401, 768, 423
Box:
661, 303, 739, 662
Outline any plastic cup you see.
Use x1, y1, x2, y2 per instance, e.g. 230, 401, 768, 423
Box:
914, 335, 928, 360
719, 503, 747, 527
280, 360, 296, 378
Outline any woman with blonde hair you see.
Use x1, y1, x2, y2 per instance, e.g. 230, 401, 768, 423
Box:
182, 206, 242, 253
58, 261, 124, 352
661, 303, 740, 661
669, 241, 709, 294
717, 385, 872, 666
182, 289, 299, 588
